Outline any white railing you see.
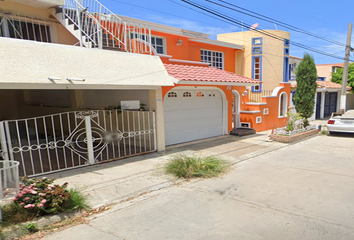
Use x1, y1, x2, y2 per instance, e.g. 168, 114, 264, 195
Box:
0, 160, 19, 196
0, 110, 156, 177
0, 160, 19, 222
273, 125, 317, 136
62, 0, 152, 53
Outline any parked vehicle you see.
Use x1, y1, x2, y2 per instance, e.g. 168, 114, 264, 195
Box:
327, 110, 354, 134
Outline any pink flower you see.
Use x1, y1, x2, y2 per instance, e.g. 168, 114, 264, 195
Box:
41, 199, 47, 204
24, 204, 33, 208
31, 190, 37, 194
18, 193, 23, 197
37, 203, 43, 207
20, 202, 25, 205
24, 197, 30, 200
39, 193, 46, 196
13, 197, 17, 201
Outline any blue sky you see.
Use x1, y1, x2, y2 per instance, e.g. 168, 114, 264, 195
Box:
100, 0, 353, 64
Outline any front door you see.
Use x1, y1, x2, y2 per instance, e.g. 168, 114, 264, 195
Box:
324, 92, 338, 118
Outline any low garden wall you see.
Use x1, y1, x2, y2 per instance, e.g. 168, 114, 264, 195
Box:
270, 128, 320, 143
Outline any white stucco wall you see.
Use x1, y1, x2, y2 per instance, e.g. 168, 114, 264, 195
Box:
0, 38, 174, 89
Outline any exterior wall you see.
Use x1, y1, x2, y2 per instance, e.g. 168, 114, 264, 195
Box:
0, 90, 22, 120
218, 30, 291, 91
316, 64, 343, 82
150, 30, 238, 72
240, 83, 291, 132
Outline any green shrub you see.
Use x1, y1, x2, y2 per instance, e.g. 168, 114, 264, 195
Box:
13, 177, 70, 216
165, 155, 228, 179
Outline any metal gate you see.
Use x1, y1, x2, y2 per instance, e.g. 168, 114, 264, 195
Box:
0, 110, 156, 177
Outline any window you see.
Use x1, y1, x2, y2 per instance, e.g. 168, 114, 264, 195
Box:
332, 66, 341, 73
284, 48, 289, 55
0, 15, 52, 42
284, 39, 290, 47
256, 116, 262, 123
201, 50, 224, 70
131, 34, 165, 54
263, 108, 269, 115
252, 47, 262, 54
196, 92, 205, 97
283, 57, 289, 82
183, 92, 191, 97
241, 122, 251, 128
252, 37, 262, 45
209, 92, 216, 97
151, 36, 165, 54
167, 92, 177, 98
252, 56, 262, 92
279, 92, 288, 117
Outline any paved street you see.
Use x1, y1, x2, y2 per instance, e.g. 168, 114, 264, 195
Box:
44, 133, 354, 240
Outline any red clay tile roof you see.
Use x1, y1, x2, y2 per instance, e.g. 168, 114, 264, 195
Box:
292, 81, 351, 90
164, 63, 260, 84
316, 63, 345, 67
289, 55, 303, 60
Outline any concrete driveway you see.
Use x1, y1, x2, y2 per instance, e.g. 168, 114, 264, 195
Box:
44, 133, 354, 240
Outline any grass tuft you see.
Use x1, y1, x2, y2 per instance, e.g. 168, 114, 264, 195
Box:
66, 189, 90, 212
165, 155, 228, 179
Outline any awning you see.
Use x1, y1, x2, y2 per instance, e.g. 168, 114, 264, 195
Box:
0, 38, 174, 89
164, 63, 260, 86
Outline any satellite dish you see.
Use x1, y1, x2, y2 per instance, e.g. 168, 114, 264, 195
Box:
250, 23, 259, 31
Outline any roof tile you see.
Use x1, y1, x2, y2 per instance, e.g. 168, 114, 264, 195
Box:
164, 63, 260, 84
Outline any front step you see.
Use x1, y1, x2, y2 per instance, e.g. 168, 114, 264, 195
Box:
229, 127, 256, 136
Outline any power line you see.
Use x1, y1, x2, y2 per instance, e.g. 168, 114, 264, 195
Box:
107, 0, 243, 34
207, 0, 347, 47
177, 0, 354, 61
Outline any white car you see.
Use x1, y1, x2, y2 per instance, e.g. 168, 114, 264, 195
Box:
327, 110, 354, 134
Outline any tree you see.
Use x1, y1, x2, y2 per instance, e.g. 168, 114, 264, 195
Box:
331, 63, 354, 93
294, 53, 318, 126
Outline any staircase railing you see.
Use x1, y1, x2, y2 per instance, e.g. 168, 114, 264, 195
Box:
62, 0, 152, 54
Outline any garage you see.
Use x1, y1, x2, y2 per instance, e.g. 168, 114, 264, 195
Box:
164, 88, 225, 145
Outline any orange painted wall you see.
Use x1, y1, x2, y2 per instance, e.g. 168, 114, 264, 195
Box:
150, 30, 238, 73
240, 83, 291, 132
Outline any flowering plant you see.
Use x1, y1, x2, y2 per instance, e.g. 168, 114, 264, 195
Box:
13, 177, 71, 215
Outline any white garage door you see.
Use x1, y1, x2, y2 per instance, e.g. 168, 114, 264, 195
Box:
164, 89, 224, 145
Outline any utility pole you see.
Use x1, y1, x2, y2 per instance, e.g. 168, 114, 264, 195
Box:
340, 23, 353, 113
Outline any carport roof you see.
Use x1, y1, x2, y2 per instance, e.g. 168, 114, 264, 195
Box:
164, 63, 260, 86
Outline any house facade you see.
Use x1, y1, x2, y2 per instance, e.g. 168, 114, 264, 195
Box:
218, 30, 291, 91
0, 0, 290, 176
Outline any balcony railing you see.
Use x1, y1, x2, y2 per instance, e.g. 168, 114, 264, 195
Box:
248, 90, 273, 103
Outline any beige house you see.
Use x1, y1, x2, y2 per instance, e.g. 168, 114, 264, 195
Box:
218, 30, 291, 91
316, 63, 345, 82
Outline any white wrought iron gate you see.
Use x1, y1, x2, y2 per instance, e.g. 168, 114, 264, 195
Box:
0, 110, 156, 176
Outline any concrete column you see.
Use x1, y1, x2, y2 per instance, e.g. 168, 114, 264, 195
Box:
149, 89, 165, 152
70, 90, 84, 109
320, 92, 325, 119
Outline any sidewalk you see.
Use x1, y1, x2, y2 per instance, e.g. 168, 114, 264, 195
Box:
48, 130, 289, 208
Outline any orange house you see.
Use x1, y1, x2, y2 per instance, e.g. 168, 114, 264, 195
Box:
115, 16, 290, 145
